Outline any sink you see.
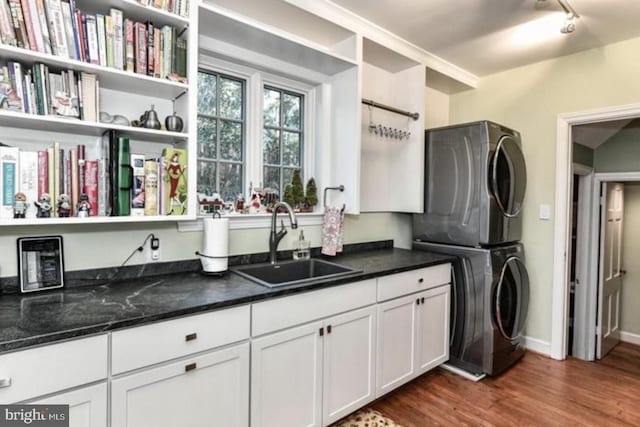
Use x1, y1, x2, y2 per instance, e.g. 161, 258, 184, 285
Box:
231, 259, 362, 288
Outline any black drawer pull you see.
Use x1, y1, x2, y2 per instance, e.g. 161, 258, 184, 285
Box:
319, 327, 324, 336
327, 325, 332, 334
185, 363, 197, 372
416, 298, 420, 305
421, 297, 425, 304
418, 278, 424, 283
185, 333, 197, 342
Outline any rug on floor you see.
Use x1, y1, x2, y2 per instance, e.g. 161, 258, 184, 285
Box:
334, 408, 402, 427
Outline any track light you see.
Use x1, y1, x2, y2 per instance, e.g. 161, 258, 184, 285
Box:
535, 0, 580, 34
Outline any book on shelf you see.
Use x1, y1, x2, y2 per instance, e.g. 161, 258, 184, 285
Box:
37, 149, 47, 197
131, 153, 145, 216
83, 158, 97, 216
143, 158, 158, 216
0, 0, 16, 46
1, 1, 188, 82
141, 0, 188, 18
116, 136, 131, 216
161, 147, 186, 215
8, 0, 28, 49
0, 144, 19, 218
18, 149, 37, 217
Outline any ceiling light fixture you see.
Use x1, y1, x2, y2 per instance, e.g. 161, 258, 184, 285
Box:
536, 0, 580, 34
558, 0, 579, 34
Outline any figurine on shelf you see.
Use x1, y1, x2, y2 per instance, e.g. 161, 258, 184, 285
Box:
35, 193, 52, 218
57, 194, 71, 218
234, 194, 245, 213
77, 193, 91, 217
13, 192, 28, 218
249, 192, 262, 214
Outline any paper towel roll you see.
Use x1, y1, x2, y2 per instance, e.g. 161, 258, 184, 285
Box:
201, 217, 229, 273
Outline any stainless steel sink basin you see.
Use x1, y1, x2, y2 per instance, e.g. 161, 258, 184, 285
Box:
231, 259, 362, 288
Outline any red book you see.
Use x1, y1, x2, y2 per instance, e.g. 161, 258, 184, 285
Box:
77, 144, 85, 196
135, 22, 147, 75
19, 0, 37, 51
75, 10, 86, 61
125, 19, 134, 72
37, 150, 48, 198
83, 160, 98, 216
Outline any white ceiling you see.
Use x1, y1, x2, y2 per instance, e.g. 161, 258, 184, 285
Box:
330, 0, 640, 76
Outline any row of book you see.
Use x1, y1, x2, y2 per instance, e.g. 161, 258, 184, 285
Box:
0, 1, 188, 80
1, 61, 98, 119
136, 0, 189, 18
0, 135, 188, 219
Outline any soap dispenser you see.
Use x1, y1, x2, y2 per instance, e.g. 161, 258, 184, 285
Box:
293, 230, 310, 260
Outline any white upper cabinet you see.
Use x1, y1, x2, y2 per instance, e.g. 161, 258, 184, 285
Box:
360, 38, 425, 213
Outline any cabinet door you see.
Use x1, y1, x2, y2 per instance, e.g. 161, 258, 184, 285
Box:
111, 342, 249, 427
376, 293, 418, 397
251, 321, 323, 427
30, 383, 107, 427
415, 285, 450, 375
322, 306, 376, 426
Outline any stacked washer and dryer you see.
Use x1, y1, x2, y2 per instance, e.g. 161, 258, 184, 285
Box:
413, 121, 530, 377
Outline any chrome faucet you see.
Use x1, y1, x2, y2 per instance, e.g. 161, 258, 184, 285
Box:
269, 202, 298, 264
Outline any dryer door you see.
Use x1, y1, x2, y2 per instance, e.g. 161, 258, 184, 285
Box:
493, 257, 530, 340
490, 135, 526, 218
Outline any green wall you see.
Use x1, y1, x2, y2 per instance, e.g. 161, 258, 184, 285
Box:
594, 122, 640, 172
622, 183, 640, 336
450, 36, 640, 343
573, 143, 593, 167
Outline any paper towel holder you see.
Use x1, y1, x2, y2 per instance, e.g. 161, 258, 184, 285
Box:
196, 211, 228, 277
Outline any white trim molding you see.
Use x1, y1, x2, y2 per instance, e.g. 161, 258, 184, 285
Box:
551, 102, 640, 361
523, 336, 552, 356
620, 331, 640, 346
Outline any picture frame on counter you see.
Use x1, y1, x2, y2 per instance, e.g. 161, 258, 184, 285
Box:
17, 236, 65, 293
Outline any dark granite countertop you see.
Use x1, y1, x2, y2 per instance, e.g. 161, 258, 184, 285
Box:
0, 248, 453, 354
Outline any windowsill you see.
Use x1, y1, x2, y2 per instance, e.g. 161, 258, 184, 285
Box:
176, 212, 324, 232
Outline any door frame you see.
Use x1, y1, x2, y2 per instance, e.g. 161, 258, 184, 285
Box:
551, 102, 640, 360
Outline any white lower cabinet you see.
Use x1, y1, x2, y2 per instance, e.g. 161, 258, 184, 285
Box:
376, 284, 450, 397
251, 306, 376, 427
111, 342, 249, 427
30, 382, 107, 427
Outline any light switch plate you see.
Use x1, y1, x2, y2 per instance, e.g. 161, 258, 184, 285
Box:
539, 204, 551, 220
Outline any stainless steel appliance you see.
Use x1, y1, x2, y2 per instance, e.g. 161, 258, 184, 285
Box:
414, 241, 530, 376
414, 121, 526, 247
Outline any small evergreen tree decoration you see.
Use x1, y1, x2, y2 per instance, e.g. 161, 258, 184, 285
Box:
291, 170, 304, 208
305, 178, 318, 208
283, 183, 295, 206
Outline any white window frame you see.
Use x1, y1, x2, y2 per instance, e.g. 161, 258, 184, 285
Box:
181, 55, 321, 231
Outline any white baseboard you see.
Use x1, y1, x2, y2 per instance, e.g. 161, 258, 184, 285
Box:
523, 336, 552, 356
620, 331, 640, 346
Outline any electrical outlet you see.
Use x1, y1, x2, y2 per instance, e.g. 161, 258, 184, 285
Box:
147, 236, 161, 262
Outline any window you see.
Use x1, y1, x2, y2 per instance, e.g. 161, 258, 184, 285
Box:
196, 70, 245, 201
262, 86, 304, 195
195, 61, 313, 218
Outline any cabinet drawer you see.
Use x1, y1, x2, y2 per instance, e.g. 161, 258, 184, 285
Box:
251, 279, 377, 337
0, 335, 108, 404
111, 305, 250, 375
377, 263, 450, 302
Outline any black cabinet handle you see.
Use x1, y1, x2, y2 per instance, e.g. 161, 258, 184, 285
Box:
185, 333, 197, 342
421, 297, 425, 304
418, 278, 424, 283
319, 327, 324, 336
416, 298, 420, 305
327, 325, 332, 334
185, 363, 197, 372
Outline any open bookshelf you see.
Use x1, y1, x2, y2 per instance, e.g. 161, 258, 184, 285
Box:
0, 0, 197, 225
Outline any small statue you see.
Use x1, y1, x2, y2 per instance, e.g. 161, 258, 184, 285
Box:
57, 194, 71, 217
234, 194, 245, 213
35, 193, 52, 218
76, 193, 91, 217
13, 192, 28, 218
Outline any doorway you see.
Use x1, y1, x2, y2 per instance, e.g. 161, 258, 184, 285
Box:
552, 104, 640, 361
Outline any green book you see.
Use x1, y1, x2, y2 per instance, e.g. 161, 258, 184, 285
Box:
117, 136, 131, 216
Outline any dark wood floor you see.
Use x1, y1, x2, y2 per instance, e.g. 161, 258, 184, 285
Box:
367, 343, 640, 426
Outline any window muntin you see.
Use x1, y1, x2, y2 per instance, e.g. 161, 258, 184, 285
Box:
262, 86, 304, 196
196, 70, 245, 201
